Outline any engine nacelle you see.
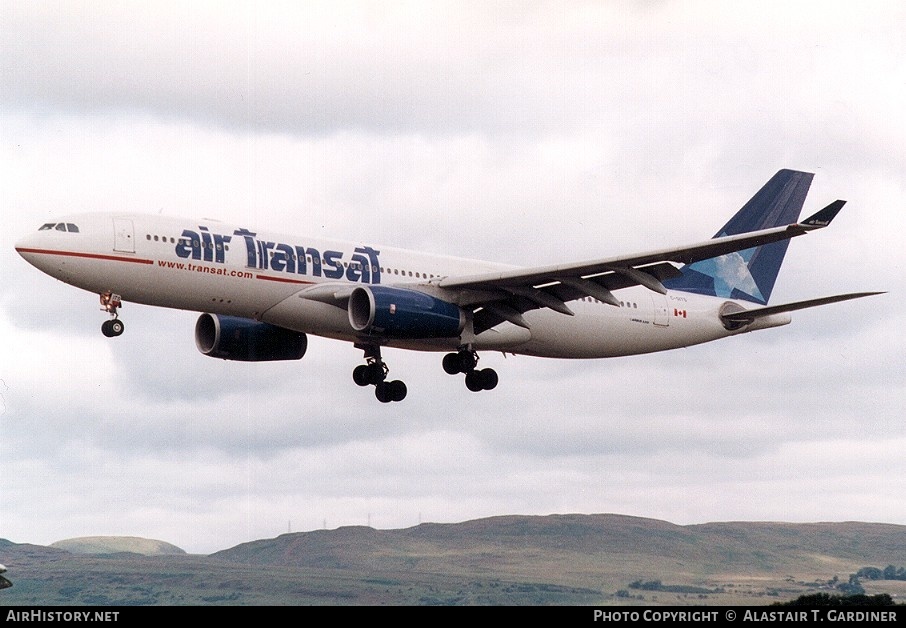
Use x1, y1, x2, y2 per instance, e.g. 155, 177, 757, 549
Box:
348, 286, 465, 339
195, 313, 307, 362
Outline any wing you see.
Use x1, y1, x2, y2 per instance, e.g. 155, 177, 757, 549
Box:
437, 202, 845, 334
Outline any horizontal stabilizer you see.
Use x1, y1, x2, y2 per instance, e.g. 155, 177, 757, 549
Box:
720, 292, 884, 325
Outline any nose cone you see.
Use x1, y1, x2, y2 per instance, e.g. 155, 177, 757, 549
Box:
15, 229, 45, 267
15, 231, 37, 259
15, 219, 98, 291
15, 223, 72, 276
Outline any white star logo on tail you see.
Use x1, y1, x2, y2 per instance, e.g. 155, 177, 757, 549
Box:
686, 246, 765, 303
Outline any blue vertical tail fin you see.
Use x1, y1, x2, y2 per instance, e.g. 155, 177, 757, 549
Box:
663, 169, 814, 305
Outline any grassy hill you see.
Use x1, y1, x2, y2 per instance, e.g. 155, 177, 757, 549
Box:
50, 537, 186, 557
2, 515, 906, 605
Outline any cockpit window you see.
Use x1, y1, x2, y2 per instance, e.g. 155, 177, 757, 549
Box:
41, 222, 80, 233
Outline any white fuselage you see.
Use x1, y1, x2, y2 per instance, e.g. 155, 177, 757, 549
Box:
15, 213, 790, 358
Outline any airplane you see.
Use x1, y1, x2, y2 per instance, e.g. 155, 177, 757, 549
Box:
15, 169, 881, 403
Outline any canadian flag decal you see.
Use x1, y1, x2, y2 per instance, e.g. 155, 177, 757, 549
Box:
673, 308, 687, 318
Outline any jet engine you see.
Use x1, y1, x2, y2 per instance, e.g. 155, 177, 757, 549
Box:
195, 313, 307, 361
348, 286, 465, 338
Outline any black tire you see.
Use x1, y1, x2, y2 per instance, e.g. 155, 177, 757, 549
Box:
479, 368, 498, 391
389, 380, 407, 402
442, 353, 461, 375
101, 320, 114, 337
375, 382, 392, 403
465, 370, 484, 392
353, 364, 370, 386
109, 319, 124, 336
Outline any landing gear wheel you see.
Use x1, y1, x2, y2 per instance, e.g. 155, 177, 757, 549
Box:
465, 368, 498, 392
465, 370, 483, 392
375, 382, 392, 403
99, 292, 124, 338
446, 347, 498, 392
353, 364, 370, 387
478, 368, 498, 391
442, 352, 461, 375
101, 319, 124, 338
374, 380, 407, 403
443, 350, 478, 374
356, 344, 406, 402
389, 380, 407, 402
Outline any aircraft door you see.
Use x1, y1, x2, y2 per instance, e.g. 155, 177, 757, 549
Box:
651, 293, 670, 327
113, 218, 135, 253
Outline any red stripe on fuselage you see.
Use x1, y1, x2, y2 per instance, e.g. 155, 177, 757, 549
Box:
15, 248, 154, 265
18, 247, 322, 286
255, 274, 315, 285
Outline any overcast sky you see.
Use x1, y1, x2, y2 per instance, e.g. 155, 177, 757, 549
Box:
1, 1, 904, 555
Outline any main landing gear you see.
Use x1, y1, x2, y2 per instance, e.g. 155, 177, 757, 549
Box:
99, 292, 124, 338
443, 348, 498, 392
353, 345, 407, 403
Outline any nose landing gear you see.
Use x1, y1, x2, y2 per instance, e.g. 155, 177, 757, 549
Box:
100, 292, 124, 337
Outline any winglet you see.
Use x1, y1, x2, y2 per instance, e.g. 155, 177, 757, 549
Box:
800, 200, 846, 229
